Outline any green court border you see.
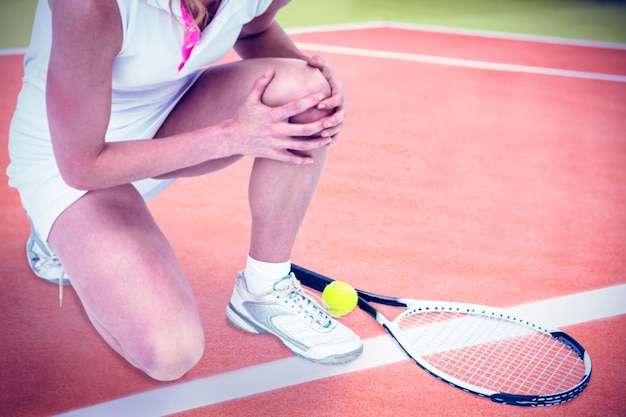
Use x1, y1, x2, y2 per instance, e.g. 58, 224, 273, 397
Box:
0, 0, 626, 49
1, 0, 625, 50
278, 0, 626, 43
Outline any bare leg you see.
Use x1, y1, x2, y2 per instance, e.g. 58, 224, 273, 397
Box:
48, 58, 332, 380
49, 185, 204, 381
247, 122, 328, 263
157, 58, 332, 262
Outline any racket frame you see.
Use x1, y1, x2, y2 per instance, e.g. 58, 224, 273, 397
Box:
292, 264, 592, 407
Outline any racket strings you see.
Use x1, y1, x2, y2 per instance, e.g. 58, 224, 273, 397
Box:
461, 319, 546, 392
489, 329, 584, 394
503, 334, 564, 393
395, 310, 587, 396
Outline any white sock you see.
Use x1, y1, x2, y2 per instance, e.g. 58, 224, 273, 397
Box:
244, 255, 291, 295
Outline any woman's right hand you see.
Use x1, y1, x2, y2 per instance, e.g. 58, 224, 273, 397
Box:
224, 70, 335, 165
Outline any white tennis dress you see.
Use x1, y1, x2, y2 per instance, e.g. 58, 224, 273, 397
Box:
7, 0, 272, 240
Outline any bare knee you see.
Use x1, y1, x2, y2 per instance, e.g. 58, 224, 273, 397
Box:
132, 321, 205, 381
262, 59, 332, 124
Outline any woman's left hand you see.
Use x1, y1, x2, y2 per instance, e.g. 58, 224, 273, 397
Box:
307, 55, 346, 142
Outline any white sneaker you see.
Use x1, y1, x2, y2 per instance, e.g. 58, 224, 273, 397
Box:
26, 219, 70, 286
227, 271, 363, 364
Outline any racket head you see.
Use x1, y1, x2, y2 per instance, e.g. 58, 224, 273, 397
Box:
385, 300, 592, 406
291, 265, 592, 406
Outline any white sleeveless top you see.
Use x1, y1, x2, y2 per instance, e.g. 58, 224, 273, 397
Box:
7, 0, 272, 239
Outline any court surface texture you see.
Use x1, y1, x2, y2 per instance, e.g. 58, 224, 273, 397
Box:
1, 22, 625, 417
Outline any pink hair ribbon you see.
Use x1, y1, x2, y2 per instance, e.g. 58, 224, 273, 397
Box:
178, 1, 200, 71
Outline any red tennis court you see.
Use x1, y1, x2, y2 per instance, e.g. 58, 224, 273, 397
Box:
1, 24, 625, 416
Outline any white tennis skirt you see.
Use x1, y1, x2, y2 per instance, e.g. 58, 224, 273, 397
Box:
7, 156, 175, 242
6, 88, 189, 242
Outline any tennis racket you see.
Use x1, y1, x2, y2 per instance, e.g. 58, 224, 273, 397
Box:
291, 264, 592, 407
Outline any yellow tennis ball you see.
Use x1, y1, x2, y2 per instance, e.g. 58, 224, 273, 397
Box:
322, 281, 358, 317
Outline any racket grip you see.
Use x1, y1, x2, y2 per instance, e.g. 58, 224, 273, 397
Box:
291, 264, 333, 292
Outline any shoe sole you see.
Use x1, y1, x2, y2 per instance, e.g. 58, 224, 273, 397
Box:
26, 262, 72, 286
226, 303, 363, 365
26, 260, 72, 286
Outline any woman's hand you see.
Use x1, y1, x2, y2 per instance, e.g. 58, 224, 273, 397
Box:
225, 70, 335, 164
306, 55, 346, 142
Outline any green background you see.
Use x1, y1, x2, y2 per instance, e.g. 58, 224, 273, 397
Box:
1, 0, 626, 50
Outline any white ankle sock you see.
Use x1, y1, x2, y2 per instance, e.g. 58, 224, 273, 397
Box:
244, 255, 291, 295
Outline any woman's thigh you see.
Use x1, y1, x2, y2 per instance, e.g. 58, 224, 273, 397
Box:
156, 57, 330, 139
48, 184, 204, 379
154, 57, 331, 178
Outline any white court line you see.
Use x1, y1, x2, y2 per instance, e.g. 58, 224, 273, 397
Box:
289, 21, 626, 50
0, 47, 27, 56
295, 42, 626, 83
20, 20, 621, 417
54, 283, 626, 417
5, 21, 626, 56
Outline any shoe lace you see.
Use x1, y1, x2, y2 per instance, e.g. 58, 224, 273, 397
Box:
274, 274, 333, 329
32, 253, 63, 271
28, 221, 66, 307
32, 249, 65, 308
37, 253, 65, 307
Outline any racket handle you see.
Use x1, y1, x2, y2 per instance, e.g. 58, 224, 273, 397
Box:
291, 264, 333, 292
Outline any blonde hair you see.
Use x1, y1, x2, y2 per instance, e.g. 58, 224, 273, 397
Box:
171, 0, 211, 29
